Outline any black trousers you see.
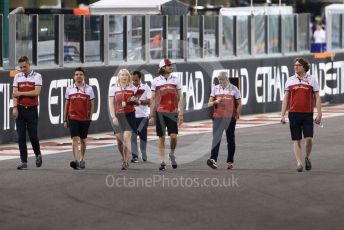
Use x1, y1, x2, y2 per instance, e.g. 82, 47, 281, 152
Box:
16, 105, 41, 163
210, 117, 236, 163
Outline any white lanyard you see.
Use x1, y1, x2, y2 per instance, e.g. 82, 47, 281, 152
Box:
75, 83, 86, 93
120, 84, 129, 107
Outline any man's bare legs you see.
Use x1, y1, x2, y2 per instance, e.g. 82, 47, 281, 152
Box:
293, 140, 302, 165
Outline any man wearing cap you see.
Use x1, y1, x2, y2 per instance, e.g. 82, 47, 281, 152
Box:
149, 59, 183, 171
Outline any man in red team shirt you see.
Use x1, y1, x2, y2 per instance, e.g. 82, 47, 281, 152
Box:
281, 58, 322, 172
64, 67, 95, 169
12, 56, 43, 170
206, 72, 242, 170
149, 59, 183, 171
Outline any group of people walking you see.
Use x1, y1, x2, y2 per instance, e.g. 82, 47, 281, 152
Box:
12, 56, 321, 172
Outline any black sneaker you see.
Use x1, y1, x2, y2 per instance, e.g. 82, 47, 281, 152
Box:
305, 157, 312, 171
207, 159, 217, 169
159, 162, 166, 171
131, 157, 139, 163
36, 154, 43, 167
169, 153, 177, 169
142, 153, 147, 162
79, 160, 85, 169
296, 164, 303, 172
17, 162, 27, 170
70, 160, 79, 170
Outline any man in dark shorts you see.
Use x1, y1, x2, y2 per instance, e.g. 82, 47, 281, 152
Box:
281, 58, 322, 172
149, 59, 183, 171
64, 67, 95, 169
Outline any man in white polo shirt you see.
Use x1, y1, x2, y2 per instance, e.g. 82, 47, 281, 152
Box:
131, 70, 151, 162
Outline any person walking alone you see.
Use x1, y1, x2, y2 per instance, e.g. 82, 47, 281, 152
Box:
281, 58, 322, 172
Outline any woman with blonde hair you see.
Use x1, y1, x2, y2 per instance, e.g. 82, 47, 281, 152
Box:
109, 69, 139, 170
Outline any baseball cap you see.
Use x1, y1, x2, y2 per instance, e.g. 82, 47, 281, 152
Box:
159, 59, 173, 68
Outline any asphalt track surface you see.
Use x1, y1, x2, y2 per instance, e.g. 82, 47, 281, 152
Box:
1, 116, 344, 230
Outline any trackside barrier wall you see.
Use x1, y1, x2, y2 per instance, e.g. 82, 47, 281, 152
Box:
1, 53, 344, 144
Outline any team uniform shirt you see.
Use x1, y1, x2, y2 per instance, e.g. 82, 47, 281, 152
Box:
285, 74, 319, 113
13, 70, 42, 107
134, 83, 152, 118
313, 29, 326, 43
109, 84, 137, 114
210, 84, 241, 118
151, 75, 181, 113
65, 83, 95, 121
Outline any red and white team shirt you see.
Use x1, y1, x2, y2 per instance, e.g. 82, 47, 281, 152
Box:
151, 75, 181, 113
210, 83, 241, 118
13, 70, 42, 107
134, 83, 152, 118
285, 74, 319, 113
65, 83, 95, 121
109, 84, 137, 114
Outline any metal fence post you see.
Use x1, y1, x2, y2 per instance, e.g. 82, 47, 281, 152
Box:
163, 15, 168, 59
54, 14, 64, 67
199, 15, 204, 59
216, 15, 221, 58
32, 14, 38, 65
123, 16, 128, 62
181, 15, 187, 62
8, 14, 16, 69
249, 15, 254, 56
80, 15, 85, 63
280, 14, 284, 55
101, 15, 109, 65
233, 16, 237, 56
0, 14, 3, 67
294, 14, 298, 53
